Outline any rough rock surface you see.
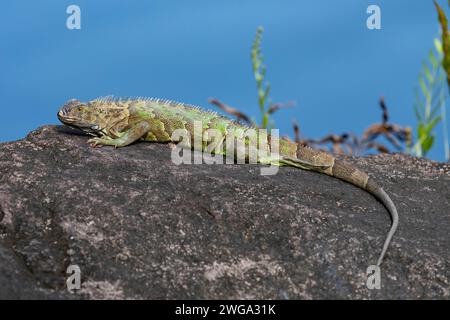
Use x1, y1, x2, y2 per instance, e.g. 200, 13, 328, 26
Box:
0, 125, 449, 299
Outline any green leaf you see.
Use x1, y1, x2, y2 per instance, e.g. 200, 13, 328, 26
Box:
422, 135, 435, 153
417, 123, 425, 138
414, 88, 425, 114
434, 0, 450, 88
419, 77, 430, 101
431, 98, 444, 118
413, 102, 423, 122
435, 37, 444, 55
429, 49, 439, 70
425, 115, 442, 133
264, 84, 271, 100
424, 64, 433, 84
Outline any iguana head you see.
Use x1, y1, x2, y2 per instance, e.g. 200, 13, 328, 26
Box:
57, 99, 128, 137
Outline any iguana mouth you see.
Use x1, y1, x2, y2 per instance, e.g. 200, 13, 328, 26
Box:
57, 112, 102, 137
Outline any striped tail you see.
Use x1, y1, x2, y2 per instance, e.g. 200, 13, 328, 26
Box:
324, 160, 399, 267
282, 145, 399, 267
366, 179, 399, 267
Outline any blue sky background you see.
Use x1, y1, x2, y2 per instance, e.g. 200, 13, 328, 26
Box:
0, 0, 448, 161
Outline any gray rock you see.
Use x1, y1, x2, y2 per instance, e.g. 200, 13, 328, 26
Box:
0, 125, 449, 299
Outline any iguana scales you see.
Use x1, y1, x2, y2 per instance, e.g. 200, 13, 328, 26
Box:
57, 97, 399, 267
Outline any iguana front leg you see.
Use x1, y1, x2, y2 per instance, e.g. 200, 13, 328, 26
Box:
88, 121, 151, 148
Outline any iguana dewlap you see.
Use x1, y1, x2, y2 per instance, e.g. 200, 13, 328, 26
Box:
57, 97, 398, 267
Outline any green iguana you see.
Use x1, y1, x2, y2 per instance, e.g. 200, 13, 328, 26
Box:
57, 97, 399, 267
